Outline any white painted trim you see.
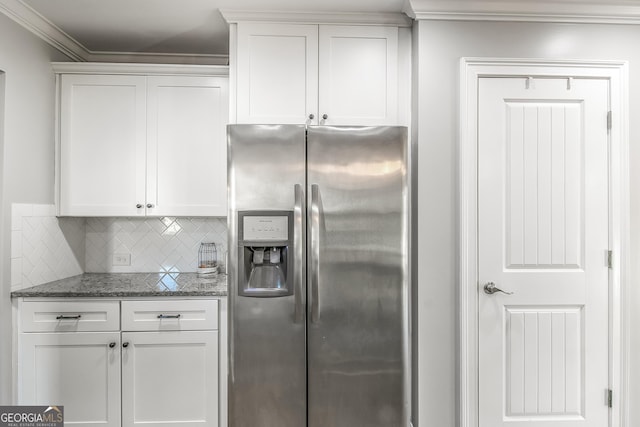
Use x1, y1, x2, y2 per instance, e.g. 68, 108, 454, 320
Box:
220, 9, 413, 27
410, 0, 640, 24
218, 297, 228, 427
11, 297, 19, 403
0, 0, 230, 64
51, 62, 229, 76
54, 73, 61, 216
412, 12, 640, 24
459, 58, 629, 427
228, 23, 238, 124
84, 51, 229, 66
0, 0, 88, 61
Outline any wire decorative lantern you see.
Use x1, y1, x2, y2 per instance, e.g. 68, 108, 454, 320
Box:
198, 242, 218, 277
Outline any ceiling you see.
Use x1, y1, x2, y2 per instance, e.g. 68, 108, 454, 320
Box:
17, 0, 408, 63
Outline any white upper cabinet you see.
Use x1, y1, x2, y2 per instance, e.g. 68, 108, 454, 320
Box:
59, 74, 147, 217
237, 23, 318, 124
318, 25, 398, 125
235, 22, 400, 126
146, 76, 228, 217
56, 65, 229, 217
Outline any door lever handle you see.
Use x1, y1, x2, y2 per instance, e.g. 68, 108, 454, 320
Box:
483, 282, 513, 295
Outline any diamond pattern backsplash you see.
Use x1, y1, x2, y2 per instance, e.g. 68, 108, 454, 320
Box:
85, 217, 228, 273
11, 203, 229, 290
11, 204, 85, 290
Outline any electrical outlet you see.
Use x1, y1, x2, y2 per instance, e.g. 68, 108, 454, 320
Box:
112, 253, 131, 266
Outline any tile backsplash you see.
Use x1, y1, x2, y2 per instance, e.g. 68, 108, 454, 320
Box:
11, 204, 85, 290
85, 217, 227, 273
11, 203, 228, 290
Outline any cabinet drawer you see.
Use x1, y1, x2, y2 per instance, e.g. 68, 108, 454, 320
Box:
121, 300, 218, 331
21, 300, 120, 332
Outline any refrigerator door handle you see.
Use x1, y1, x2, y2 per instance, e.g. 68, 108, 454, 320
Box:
294, 184, 304, 323
310, 183, 320, 323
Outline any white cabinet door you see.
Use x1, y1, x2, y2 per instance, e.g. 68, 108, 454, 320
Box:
121, 331, 219, 427
19, 332, 121, 427
146, 76, 229, 216
236, 23, 318, 124
235, 23, 399, 126
59, 74, 147, 216
318, 25, 398, 125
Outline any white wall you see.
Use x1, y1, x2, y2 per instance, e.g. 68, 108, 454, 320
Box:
0, 13, 69, 402
414, 20, 640, 426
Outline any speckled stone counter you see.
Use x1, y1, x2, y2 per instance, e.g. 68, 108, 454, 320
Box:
11, 273, 227, 298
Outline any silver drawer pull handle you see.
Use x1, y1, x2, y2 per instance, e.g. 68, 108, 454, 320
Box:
157, 314, 181, 319
56, 315, 81, 320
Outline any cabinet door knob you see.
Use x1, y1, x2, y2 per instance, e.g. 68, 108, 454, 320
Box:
308, 114, 315, 120
146, 203, 154, 208
322, 114, 328, 120
122, 342, 130, 348
108, 342, 116, 348
136, 204, 143, 209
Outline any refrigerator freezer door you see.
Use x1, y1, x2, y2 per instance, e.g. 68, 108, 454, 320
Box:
228, 125, 306, 427
307, 126, 409, 427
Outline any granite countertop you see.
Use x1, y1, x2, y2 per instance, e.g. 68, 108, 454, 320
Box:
11, 273, 228, 298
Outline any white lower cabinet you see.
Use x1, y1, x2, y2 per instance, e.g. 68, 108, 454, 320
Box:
18, 299, 225, 427
121, 331, 218, 427
20, 332, 122, 427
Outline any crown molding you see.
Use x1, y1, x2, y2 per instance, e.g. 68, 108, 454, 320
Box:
0, 0, 230, 64
408, 0, 640, 23
51, 62, 229, 76
84, 51, 229, 66
0, 0, 88, 61
220, 10, 413, 27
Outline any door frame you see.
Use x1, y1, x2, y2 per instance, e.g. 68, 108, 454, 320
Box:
459, 58, 629, 427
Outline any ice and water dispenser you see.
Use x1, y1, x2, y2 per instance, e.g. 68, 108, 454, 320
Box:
237, 211, 293, 297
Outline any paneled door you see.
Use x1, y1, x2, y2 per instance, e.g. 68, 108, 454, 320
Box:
318, 25, 398, 125
478, 77, 609, 426
121, 331, 219, 427
146, 76, 228, 217
236, 23, 318, 124
20, 332, 121, 427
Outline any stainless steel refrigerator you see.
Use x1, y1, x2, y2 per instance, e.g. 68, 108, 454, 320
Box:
227, 124, 410, 427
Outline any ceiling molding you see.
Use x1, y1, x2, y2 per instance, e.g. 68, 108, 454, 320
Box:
85, 51, 229, 66
0, 0, 230, 64
220, 10, 413, 27
0, 0, 89, 61
52, 62, 229, 76
408, 0, 640, 23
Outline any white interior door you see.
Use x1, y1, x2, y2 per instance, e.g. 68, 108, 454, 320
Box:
478, 77, 609, 426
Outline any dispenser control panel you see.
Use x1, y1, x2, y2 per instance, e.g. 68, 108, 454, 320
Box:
243, 216, 288, 241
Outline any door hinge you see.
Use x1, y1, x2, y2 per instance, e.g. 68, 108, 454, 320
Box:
607, 389, 613, 408
607, 250, 613, 269
607, 111, 612, 132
